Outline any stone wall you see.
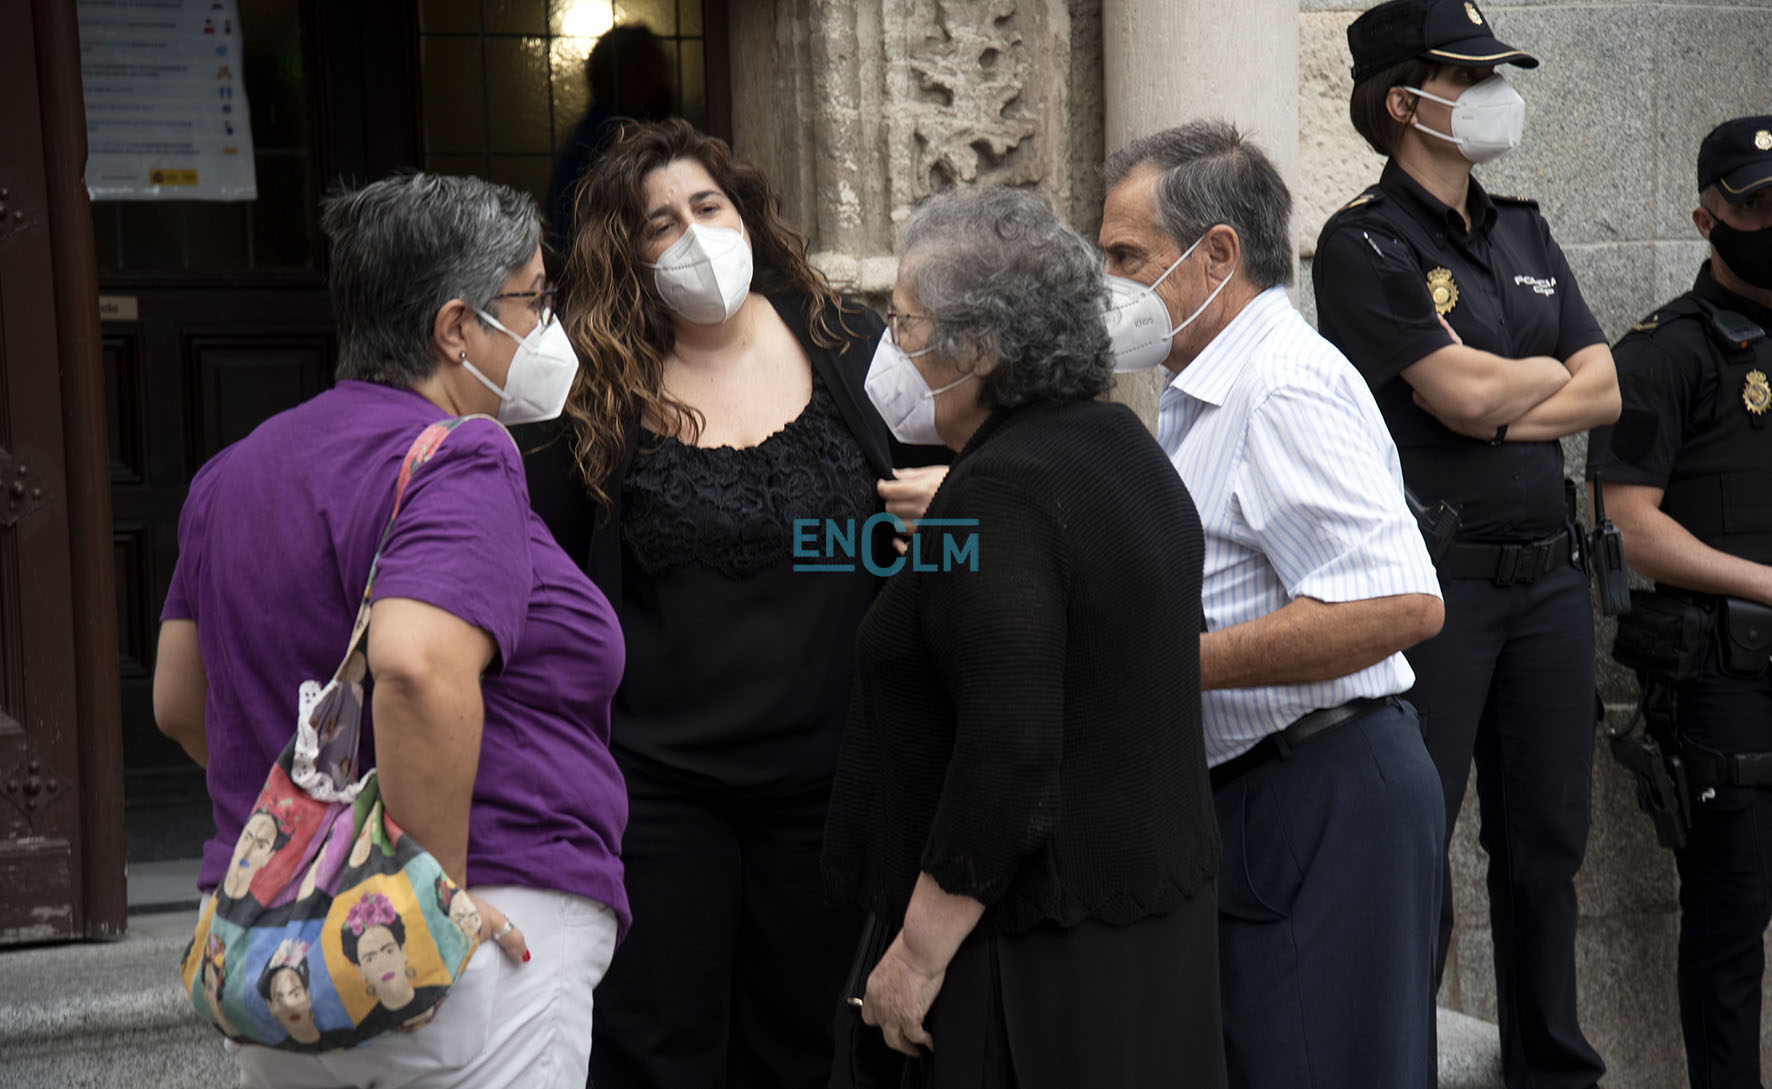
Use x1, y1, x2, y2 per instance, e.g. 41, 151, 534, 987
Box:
1299, 4, 1772, 1086
729, 0, 1104, 299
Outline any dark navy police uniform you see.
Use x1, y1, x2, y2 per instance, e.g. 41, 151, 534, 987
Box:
1315, 162, 1608, 1088
1589, 266, 1772, 1089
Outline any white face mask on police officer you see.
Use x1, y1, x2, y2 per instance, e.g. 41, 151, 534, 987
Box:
1101, 233, 1233, 372
646, 221, 754, 325
864, 328, 975, 447
1403, 74, 1525, 165
461, 309, 579, 425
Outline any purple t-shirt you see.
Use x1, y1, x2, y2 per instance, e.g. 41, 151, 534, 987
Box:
162, 381, 629, 934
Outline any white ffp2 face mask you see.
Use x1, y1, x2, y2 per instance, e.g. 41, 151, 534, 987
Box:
1101, 233, 1232, 371
1403, 74, 1525, 164
462, 310, 579, 426
864, 329, 975, 447
646, 221, 754, 325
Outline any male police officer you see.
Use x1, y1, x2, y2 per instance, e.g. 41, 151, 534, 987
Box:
1102, 120, 1447, 1089
1590, 116, 1772, 1089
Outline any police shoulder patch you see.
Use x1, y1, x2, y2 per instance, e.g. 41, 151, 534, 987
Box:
1340, 191, 1380, 212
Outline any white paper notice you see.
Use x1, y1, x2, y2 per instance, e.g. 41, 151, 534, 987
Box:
79, 0, 258, 201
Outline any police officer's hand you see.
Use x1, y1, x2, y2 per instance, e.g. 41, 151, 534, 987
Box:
1436, 312, 1464, 346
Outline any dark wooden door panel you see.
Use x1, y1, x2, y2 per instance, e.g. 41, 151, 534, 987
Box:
104, 292, 335, 806
186, 333, 334, 464
0, 0, 85, 943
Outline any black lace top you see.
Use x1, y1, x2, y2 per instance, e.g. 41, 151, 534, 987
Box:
621, 371, 878, 579
612, 369, 887, 791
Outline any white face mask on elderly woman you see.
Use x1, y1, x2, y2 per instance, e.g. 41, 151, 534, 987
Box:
1101, 232, 1232, 371
461, 309, 579, 426
647, 222, 754, 325
864, 329, 976, 446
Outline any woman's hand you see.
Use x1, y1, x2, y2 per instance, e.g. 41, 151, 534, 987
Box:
861, 932, 945, 1057
878, 466, 950, 532
469, 893, 531, 965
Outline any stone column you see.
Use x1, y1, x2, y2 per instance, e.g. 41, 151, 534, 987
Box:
729, 0, 1105, 303
1100, 0, 1300, 425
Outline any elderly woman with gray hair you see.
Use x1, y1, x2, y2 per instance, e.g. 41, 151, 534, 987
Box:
152, 173, 627, 1088
822, 186, 1227, 1088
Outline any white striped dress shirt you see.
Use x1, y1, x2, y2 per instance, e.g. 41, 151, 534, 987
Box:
1157, 287, 1443, 766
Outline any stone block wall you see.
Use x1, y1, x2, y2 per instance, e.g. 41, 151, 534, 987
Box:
1299, 3, 1772, 1085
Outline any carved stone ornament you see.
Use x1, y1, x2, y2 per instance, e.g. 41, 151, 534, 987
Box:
902, 1, 1042, 196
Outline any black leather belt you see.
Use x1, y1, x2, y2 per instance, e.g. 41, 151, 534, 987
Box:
1440, 529, 1574, 586
1209, 696, 1398, 791
1681, 739, 1772, 791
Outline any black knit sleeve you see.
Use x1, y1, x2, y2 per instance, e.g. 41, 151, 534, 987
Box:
916, 472, 1069, 904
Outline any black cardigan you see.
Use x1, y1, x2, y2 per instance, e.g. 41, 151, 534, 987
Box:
822, 397, 1220, 935
520, 292, 944, 607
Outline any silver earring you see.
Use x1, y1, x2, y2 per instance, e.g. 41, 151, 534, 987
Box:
459, 351, 467, 360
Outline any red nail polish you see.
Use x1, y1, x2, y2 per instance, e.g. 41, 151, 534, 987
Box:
522, 950, 530, 963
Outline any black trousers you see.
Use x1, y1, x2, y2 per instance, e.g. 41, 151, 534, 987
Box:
906, 884, 1227, 1089
1405, 564, 1604, 1089
1673, 649, 1772, 1089
588, 758, 861, 1089
1214, 700, 1444, 1089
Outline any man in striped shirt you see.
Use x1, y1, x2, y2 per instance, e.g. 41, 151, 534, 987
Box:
1101, 120, 1448, 1089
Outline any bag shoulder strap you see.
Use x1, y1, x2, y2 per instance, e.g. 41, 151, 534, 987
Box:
326, 414, 510, 682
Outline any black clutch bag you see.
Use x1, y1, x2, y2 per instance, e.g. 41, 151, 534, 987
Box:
830, 912, 906, 1089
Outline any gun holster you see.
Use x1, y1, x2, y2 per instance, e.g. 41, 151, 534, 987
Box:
1405, 488, 1460, 565
1608, 681, 1692, 850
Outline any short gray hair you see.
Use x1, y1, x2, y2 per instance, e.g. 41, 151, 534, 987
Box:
899, 187, 1112, 410
320, 173, 541, 388
1101, 121, 1293, 291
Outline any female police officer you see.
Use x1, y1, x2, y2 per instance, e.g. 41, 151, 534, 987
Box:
1312, 2, 1619, 1086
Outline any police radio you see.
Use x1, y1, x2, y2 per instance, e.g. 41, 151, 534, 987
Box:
1588, 476, 1632, 616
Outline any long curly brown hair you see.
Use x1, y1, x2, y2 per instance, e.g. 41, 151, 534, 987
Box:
558, 119, 844, 506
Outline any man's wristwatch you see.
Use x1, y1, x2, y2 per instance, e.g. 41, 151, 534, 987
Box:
1488, 424, 1508, 446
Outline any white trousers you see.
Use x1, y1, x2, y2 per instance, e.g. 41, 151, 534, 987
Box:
225, 885, 617, 1089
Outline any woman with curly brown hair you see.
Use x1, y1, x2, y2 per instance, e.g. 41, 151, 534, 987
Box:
520, 119, 945, 1089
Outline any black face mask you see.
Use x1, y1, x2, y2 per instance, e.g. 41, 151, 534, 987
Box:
1710, 218, 1772, 291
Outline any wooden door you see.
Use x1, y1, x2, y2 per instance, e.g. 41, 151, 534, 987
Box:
0, 0, 125, 943
101, 0, 422, 812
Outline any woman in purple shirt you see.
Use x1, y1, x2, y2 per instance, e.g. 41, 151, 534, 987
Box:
152, 173, 627, 1089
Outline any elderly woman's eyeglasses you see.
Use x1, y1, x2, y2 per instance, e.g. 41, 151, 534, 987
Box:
885, 308, 935, 342
490, 287, 557, 328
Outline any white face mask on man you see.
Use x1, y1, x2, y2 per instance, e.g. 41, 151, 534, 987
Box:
646, 221, 754, 325
864, 328, 975, 447
460, 309, 579, 426
1402, 74, 1525, 164
1101, 232, 1233, 372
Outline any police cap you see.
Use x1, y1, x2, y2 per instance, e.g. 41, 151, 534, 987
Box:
1698, 116, 1772, 205
1347, 0, 1539, 84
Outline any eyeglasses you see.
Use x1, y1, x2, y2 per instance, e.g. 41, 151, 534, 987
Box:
490, 286, 557, 328
884, 308, 935, 342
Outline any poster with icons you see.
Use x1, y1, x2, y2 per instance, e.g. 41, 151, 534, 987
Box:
78, 0, 257, 200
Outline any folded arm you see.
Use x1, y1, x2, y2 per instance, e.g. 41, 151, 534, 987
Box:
1201, 593, 1443, 690
1500, 342, 1621, 441
1403, 344, 1571, 433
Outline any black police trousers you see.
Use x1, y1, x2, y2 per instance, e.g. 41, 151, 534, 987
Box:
1405, 564, 1605, 1089
1674, 647, 1772, 1089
